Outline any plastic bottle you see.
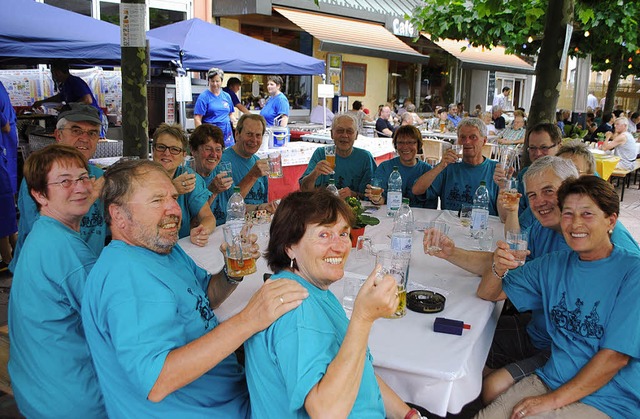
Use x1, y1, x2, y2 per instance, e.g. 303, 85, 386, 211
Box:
391, 198, 414, 253
326, 175, 339, 196
226, 186, 246, 231
470, 181, 490, 238
387, 166, 403, 217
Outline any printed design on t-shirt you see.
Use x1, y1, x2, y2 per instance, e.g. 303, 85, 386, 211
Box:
246, 186, 267, 203
445, 183, 473, 210
187, 287, 214, 329
81, 206, 104, 230
550, 293, 604, 339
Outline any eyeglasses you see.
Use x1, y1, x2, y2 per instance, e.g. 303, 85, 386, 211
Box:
154, 143, 185, 155
527, 145, 557, 152
47, 175, 92, 189
62, 127, 100, 140
203, 146, 223, 154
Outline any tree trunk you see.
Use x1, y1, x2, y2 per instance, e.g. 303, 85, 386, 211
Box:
120, 0, 149, 158
603, 54, 623, 115
522, 0, 573, 167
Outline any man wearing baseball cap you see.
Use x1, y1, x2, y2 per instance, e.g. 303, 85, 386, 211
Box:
9, 103, 107, 272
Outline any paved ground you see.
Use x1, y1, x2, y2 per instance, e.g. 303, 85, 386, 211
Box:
1, 180, 639, 417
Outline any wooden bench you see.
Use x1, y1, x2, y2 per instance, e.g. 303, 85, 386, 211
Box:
610, 158, 640, 201
0, 325, 11, 395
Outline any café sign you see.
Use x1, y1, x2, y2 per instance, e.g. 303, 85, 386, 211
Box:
390, 18, 417, 38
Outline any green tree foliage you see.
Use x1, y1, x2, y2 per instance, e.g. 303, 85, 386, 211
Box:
411, 0, 640, 115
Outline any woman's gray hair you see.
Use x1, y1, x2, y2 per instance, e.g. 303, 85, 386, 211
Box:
615, 117, 628, 128
524, 155, 579, 188
556, 141, 596, 175
457, 117, 487, 138
207, 67, 224, 80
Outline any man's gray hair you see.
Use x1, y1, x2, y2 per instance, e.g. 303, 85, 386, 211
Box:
56, 117, 100, 130
448, 103, 457, 110
491, 105, 502, 113
524, 155, 579, 188
457, 117, 487, 138
332, 113, 358, 132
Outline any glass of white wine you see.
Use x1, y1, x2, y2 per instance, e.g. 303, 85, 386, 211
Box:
459, 204, 473, 229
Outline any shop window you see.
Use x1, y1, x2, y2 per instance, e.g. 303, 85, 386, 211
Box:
100, 1, 120, 25
45, 0, 92, 16
342, 62, 367, 96
149, 8, 185, 29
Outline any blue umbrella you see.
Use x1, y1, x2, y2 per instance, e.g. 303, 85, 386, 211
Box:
148, 18, 325, 75
0, 0, 179, 65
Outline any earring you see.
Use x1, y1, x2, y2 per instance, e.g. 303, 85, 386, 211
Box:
290, 258, 295, 269
608, 229, 613, 235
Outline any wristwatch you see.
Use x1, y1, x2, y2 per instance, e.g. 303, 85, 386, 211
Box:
222, 264, 244, 285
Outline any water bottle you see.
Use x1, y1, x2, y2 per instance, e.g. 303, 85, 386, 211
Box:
387, 166, 402, 217
226, 186, 246, 232
470, 181, 490, 238
391, 198, 414, 253
326, 175, 339, 196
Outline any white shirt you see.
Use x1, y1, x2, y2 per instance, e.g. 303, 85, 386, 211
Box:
492, 93, 509, 110
587, 94, 598, 110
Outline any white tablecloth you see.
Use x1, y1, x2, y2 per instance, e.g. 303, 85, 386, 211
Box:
178, 207, 502, 416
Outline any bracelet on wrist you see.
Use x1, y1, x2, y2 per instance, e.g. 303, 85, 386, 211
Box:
404, 407, 422, 419
223, 264, 244, 285
491, 261, 508, 280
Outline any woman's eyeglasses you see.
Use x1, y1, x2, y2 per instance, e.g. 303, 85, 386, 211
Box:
47, 175, 92, 188
153, 144, 185, 155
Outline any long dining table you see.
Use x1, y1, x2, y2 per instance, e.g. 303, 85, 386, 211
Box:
178, 206, 503, 417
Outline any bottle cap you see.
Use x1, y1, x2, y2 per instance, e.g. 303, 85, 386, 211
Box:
393, 166, 399, 171
233, 186, 240, 193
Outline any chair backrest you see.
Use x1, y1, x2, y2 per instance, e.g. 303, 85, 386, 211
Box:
422, 138, 443, 163
481, 143, 494, 159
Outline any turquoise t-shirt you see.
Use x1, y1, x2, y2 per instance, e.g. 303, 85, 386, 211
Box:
374, 156, 437, 208
9, 164, 107, 273
82, 241, 249, 418
503, 247, 640, 418
173, 165, 212, 238
9, 216, 105, 418
299, 146, 376, 195
521, 219, 640, 350
245, 271, 385, 418
193, 89, 234, 147
216, 147, 268, 225
260, 92, 290, 126
428, 157, 500, 215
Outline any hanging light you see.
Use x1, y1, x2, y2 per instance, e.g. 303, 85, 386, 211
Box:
527, 36, 533, 43
629, 64, 633, 69
584, 31, 590, 37
605, 58, 610, 64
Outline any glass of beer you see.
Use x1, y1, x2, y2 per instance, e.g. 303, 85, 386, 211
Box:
223, 223, 257, 277
376, 249, 410, 319
369, 177, 384, 205
325, 145, 336, 170
501, 178, 521, 207
268, 151, 283, 178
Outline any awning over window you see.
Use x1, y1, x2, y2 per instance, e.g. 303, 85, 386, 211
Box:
425, 36, 535, 75
275, 7, 429, 64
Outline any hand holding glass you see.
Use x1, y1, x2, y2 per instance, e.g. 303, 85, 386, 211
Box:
325, 145, 336, 170
268, 151, 283, 178
452, 145, 463, 163
424, 221, 451, 253
218, 161, 233, 179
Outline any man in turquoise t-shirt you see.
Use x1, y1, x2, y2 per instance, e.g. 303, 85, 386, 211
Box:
9, 104, 107, 273
215, 114, 279, 225
81, 160, 308, 418
413, 117, 499, 214
300, 114, 376, 199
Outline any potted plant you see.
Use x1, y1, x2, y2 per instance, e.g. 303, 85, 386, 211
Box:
345, 197, 380, 247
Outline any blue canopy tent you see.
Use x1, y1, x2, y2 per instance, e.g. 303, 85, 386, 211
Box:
0, 0, 178, 66
148, 18, 325, 75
